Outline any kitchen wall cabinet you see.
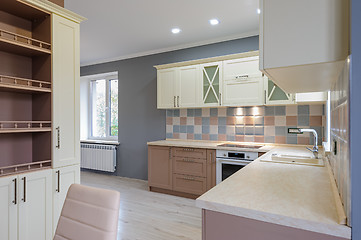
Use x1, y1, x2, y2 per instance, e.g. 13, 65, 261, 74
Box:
157, 68, 177, 109
52, 14, 81, 168
0, 170, 52, 240
148, 146, 172, 190
265, 78, 295, 105
295, 92, 328, 104
222, 57, 264, 106
52, 164, 80, 235
157, 66, 200, 109
148, 146, 216, 198
259, 0, 349, 93
178, 65, 200, 108
200, 62, 223, 107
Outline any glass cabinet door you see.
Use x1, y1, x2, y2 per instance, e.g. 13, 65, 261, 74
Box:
201, 62, 222, 106
265, 78, 294, 105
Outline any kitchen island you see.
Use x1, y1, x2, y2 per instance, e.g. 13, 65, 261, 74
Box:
196, 146, 351, 240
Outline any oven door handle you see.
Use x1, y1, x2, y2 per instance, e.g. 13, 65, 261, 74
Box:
216, 158, 252, 165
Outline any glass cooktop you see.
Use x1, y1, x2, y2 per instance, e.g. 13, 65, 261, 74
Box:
217, 143, 263, 149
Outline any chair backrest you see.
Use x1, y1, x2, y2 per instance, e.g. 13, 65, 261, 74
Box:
54, 184, 120, 240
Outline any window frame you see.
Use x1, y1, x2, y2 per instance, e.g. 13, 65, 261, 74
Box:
86, 72, 118, 141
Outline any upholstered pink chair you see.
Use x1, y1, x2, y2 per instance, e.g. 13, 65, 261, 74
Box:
54, 184, 121, 240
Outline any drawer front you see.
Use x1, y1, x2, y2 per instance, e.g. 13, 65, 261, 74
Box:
173, 174, 207, 195
172, 147, 207, 159
173, 157, 207, 177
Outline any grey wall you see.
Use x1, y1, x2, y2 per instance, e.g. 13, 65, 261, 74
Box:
350, 0, 361, 239
81, 36, 259, 180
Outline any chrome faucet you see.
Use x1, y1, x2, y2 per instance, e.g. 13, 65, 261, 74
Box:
299, 128, 319, 159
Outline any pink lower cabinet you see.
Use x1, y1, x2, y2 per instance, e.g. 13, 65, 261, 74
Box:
173, 174, 207, 195
202, 210, 349, 240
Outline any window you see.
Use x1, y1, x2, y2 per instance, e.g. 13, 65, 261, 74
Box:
89, 74, 118, 140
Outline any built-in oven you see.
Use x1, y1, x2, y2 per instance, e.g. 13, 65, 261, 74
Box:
216, 150, 258, 184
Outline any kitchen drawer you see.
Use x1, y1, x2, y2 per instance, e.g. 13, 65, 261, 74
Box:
172, 147, 207, 159
173, 174, 207, 195
173, 157, 207, 177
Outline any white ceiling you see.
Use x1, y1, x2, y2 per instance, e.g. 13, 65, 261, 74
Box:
65, 0, 260, 66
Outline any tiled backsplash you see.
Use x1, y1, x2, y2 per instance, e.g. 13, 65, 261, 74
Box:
329, 59, 351, 225
166, 104, 325, 145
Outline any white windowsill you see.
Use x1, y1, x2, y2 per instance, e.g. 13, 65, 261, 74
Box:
81, 139, 120, 145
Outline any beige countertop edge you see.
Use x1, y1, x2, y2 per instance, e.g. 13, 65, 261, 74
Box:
195, 199, 351, 239
146, 139, 319, 152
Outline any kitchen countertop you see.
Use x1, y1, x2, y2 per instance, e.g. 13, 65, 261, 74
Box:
196, 146, 351, 239
147, 139, 275, 152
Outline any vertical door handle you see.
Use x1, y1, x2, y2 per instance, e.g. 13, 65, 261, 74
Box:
219, 93, 222, 106
12, 178, 17, 205
174, 96, 176, 108
22, 177, 26, 203
177, 96, 179, 107
56, 126, 60, 149
56, 170, 60, 193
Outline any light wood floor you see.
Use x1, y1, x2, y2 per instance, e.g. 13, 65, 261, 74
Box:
81, 171, 202, 240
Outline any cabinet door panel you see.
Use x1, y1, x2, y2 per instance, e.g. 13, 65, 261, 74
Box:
200, 62, 222, 107
18, 170, 52, 240
178, 65, 200, 108
265, 78, 295, 105
52, 14, 80, 168
148, 146, 172, 190
52, 165, 80, 235
173, 174, 206, 195
157, 68, 176, 109
0, 176, 17, 240
173, 157, 207, 177
223, 57, 264, 106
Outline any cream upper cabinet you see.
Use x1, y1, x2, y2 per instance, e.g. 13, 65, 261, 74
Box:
52, 14, 80, 168
178, 65, 201, 108
295, 92, 328, 104
52, 165, 80, 235
200, 62, 223, 107
222, 57, 264, 106
157, 68, 177, 109
259, 0, 349, 93
264, 78, 295, 105
0, 175, 17, 240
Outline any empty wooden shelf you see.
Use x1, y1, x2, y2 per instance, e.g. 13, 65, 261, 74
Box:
0, 74, 51, 93
0, 160, 51, 177
0, 121, 51, 133
0, 29, 51, 56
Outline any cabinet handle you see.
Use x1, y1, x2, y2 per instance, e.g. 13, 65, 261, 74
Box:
183, 176, 195, 181
56, 126, 60, 149
174, 96, 176, 108
177, 96, 179, 107
219, 92, 222, 106
235, 75, 249, 80
22, 177, 26, 203
13, 178, 17, 205
183, 158, 195, 163
183, 148, 194, 152
56, 170, 60, 193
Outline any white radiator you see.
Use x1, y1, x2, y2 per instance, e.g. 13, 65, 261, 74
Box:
80, 143, 117, 172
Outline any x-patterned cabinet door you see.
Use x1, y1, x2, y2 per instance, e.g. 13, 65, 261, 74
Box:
200, 61, 223, 107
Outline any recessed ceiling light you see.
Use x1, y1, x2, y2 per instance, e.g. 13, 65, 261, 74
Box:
171, 28, 181, 34
209, 19, 220, 25
257, 8, 261, 14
